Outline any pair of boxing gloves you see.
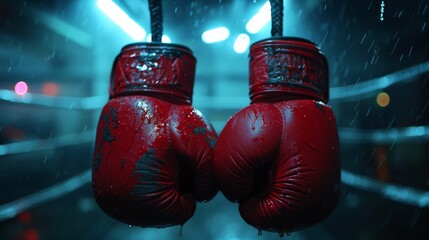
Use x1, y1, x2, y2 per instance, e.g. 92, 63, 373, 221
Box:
92, 37, 341, 233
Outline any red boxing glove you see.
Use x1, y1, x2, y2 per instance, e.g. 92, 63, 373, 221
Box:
213, 38, 340, 233
92, 43, 217, 227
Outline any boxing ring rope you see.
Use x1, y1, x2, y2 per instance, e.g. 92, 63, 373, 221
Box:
0, 130, 95, 156
0, 62, 428, 221
0, 169, 91, 221
0, 129, 427, 221
341, 170, 429, 208
0, 125, 427, 157
330, 61, 429, 100
0, 167, 428, 222
1, 61, 428, 109
339, 126, 429, 144
0, 89, 106, 110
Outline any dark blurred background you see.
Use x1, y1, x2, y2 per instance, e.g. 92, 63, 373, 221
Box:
1, 0, 429, 239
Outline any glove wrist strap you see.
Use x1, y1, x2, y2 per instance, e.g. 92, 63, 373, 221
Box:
249, 37, 329, 103
110, 43, 196, 103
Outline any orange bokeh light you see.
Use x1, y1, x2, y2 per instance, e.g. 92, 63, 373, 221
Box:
42, 82, 60, 96
376, 92, 390, 107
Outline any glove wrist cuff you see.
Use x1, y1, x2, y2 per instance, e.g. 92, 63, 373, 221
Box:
249, 37, 329, 103
110, 43, 196, 103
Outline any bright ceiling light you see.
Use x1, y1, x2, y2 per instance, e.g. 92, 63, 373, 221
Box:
146, 34, 172, 43
201, 27, 230, 44
245, 1, 271, 34
97, 0, 146, 41
233, 33, 250, 54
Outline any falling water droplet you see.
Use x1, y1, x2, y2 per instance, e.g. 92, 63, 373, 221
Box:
157, 227, 160, 230
128, 225, 132, 228
178, 224, 183, 239
257, 228, 262, 237
380, 0, 385, 21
